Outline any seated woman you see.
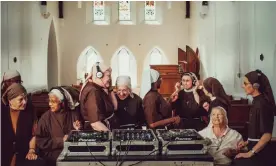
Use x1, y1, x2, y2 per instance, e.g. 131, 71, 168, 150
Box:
140, 69, 180, 129
36, 87, 82, 166
202, 77, 231, 115
199, 106, 243, 166
171, 72, 209, 130
232, 70, 275, 166
1, 83, 44, 166
115, 76, 145, 128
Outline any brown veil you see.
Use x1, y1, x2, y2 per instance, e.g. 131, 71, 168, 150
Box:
203, 77, 231, 106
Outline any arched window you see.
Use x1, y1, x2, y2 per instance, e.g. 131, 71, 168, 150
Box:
76, 46, 103, 84
111, 46, 137, 88
143, 47, 169, 69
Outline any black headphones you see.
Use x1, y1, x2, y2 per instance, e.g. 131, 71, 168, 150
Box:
95, 62, 103, 79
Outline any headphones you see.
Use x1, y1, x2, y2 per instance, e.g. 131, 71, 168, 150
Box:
95, 62, 103, 79
252, 70, 261, 89
182, 72, 198, 86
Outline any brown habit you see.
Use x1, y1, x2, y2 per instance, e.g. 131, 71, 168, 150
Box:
143, 90, 172, 126
36, 110, 80, 166
80, 82, 118, 129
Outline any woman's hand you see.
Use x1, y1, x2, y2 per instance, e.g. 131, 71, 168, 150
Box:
25, 149, 37, 160
170, 92, 178, 103
63, 135, 68, 142
223, 148, 238, 158
73, 120, 82, 130
175, 82, 181, 91
173, 116, 181, 125
237, 140, 248, 150
203, 102, 210, 111
235, 152, 253, 159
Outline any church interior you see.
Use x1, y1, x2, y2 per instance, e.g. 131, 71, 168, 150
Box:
1, 1, 276, 166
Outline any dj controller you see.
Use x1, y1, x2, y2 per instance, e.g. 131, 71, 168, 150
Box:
62, 130, 111, 156
156, 129, 208, 155
111, 129, 159, 156
60, 129, 208, 158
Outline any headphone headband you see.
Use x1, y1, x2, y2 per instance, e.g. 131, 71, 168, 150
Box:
96, 62, 103, 79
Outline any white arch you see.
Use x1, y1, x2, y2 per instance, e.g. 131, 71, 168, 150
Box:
76, 46, 103, 84
111, 46, 137, 88
143, 47, 169, 70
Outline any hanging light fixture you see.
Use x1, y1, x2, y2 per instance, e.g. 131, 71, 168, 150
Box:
40, 1, 50, 19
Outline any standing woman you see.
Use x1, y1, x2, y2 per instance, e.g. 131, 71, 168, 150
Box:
1, 83, 42, 166
232, 70, 275, 166
140, 69, 180, 129
171, 72, 209, 130
202, 77, 231, 115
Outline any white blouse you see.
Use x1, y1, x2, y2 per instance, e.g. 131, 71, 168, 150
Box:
199, 126, 243, 165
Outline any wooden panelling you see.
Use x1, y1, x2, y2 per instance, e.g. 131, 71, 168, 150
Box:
151, 65, 181, 97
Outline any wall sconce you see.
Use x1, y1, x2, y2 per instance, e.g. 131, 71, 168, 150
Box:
40, 1, 50, 19
200, 1, 209, 18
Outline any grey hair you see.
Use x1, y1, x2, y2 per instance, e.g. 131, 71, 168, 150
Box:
208, 106, 228, 126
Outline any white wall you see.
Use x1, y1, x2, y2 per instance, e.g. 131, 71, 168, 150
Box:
190, 1, 276, 98
1, 2, 59, 92
1, 1, 276, 97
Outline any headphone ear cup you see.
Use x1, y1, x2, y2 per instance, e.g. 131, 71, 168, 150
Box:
253, 83, 260, 89
96, 71, 103, 78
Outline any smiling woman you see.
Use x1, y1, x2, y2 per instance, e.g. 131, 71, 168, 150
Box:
199, 106, 243, 166
114, 76, 145, 128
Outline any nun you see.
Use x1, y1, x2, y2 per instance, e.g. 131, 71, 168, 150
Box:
171, 72, 209, 130
202, 77, 231, 115
35, 87, 82, 166
140, 69, 180, 129
1, 83, 42, 166
232, 70, 275, 166
79, 62, 119, 131
115, 76, 145, 128
1, 70, 22, 95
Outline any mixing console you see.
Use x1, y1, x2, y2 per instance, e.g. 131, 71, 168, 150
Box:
113, 129, 155, 141
157, 129, 203, 141
66, 130, 110, 142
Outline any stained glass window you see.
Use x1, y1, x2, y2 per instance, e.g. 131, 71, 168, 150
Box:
145, 1, 156, 21
119, 1, 131, 21
94, 1, 105, 21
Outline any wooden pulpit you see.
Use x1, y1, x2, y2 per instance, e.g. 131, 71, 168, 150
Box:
150, 65, 181, 97
150, 45, 201, 97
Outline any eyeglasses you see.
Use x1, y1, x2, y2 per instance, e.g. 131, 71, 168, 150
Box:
47, 99, 61, 104
117, 89, 129, 94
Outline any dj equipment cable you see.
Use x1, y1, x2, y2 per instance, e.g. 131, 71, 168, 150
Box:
118, 140, 132, 166
128, 140, 173, 166
115, 140, 122, 166
85, 141, 106, 166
